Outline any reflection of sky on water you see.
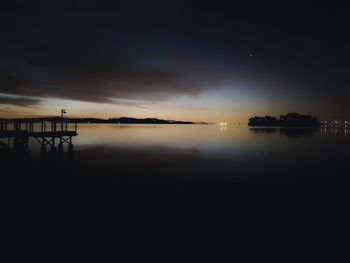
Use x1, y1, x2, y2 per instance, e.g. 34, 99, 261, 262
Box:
73, 124, 350, 158
73, 124, 275, 157
24, 124, 350, 161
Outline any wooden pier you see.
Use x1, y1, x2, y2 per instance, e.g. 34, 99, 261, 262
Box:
0, 118, 78, 154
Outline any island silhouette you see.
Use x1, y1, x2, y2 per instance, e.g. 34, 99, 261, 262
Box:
248, 113, 321, 127
70, 117, 196, 124
0, 117, 196, 124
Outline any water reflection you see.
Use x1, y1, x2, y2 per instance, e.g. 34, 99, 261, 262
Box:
74, 124, 256, 152
249, 127, 318, 138
2, 124, 350, 166
0, 139, 74, 163
2, 124, 350, 201
219, 125, 228, 132
320, 127, 349, 136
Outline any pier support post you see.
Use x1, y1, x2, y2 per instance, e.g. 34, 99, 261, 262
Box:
58, 137, 63, 159
40, 146, 46, 159
58, 143, 63, 153
49, 138, 56, 159
58, 137, 63, 153
68, 142, 74, 160
50, 145, 56, 152
68, 143, 73, 153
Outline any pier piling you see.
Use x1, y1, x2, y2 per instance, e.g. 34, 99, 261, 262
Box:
0, 118, 78, 154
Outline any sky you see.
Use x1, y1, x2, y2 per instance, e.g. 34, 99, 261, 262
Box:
0, 0, 349, 122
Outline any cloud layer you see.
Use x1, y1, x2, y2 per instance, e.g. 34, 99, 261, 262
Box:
1, 1, 349, 118
0, 96, 40, 107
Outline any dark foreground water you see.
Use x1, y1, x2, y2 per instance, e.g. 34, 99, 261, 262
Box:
2, 124, 349, 247
1, 125, 349, 211
3, 124, 348, 196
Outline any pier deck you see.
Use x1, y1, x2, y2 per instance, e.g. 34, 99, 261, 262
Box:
0, 118, 78, 152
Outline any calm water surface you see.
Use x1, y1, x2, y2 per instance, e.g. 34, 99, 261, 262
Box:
24, 124, 349, 163
26, 123, 349, 159
50, 123, 346, 144
5, 124, 350, 209
7, 123, 343, 185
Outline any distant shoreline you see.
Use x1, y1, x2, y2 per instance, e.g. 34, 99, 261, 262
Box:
0, 117, 213, 125
248, 113, 321, 127
72, 117, 196, 124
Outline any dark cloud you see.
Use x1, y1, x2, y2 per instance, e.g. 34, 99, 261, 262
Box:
0, 96, 41, 107
0, 0, 350, 117
0, 54, 225, 104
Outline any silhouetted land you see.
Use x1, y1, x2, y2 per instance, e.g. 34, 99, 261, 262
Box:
248, 112, 321, 127
3, 117, 196, 124
1, 117, 196, 124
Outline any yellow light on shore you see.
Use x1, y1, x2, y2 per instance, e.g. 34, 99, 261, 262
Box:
219, 122, 228, 126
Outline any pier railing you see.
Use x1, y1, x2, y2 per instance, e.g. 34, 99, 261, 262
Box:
0, 118, 77, 133
0, 118, 78, 153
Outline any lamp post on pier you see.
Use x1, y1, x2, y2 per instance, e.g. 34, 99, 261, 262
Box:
58, 109, 67, 155
61, 109, 66, 131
